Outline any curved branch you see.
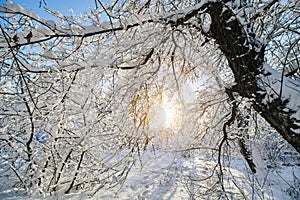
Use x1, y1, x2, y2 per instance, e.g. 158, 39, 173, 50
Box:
205, 1, 300, 153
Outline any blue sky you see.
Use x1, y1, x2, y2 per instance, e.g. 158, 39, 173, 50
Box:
0, 0, 95, 19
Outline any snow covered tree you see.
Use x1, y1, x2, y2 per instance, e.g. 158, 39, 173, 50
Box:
0, 0, 299, 197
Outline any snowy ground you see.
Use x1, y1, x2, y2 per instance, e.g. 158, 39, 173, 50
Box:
1, 150, 299, 200
96, 151, 299, 200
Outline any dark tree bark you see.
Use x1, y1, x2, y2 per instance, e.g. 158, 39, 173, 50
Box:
204, 1, 300, 153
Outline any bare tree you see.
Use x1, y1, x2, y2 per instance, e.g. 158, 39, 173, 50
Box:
0, 0, 299, 197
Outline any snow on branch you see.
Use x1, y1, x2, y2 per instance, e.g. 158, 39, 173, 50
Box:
0, 0, 212, 49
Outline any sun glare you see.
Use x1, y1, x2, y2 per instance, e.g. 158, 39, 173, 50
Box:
149, 92, 182, 131
162, 103, 178, 128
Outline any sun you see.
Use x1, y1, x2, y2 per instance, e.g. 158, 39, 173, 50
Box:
162, 102, 179, 128
148, 92, 182, 131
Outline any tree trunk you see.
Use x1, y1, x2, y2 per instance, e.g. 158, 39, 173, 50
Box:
205, 2, 300, 153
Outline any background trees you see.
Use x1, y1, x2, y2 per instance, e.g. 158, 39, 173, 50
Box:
0, 0, 299, 198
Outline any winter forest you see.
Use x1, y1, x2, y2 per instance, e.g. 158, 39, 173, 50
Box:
0, 0, 299, 199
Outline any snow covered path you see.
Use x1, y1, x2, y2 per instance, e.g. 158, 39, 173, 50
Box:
0, 151, 299, 199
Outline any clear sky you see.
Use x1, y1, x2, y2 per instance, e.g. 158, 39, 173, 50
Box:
0, 0, 96, 20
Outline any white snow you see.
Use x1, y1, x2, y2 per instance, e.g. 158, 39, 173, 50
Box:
258, 64, 300, 133
1, 150, 298, 200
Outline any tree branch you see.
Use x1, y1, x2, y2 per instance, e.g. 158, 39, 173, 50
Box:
206, 1, 300, 153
